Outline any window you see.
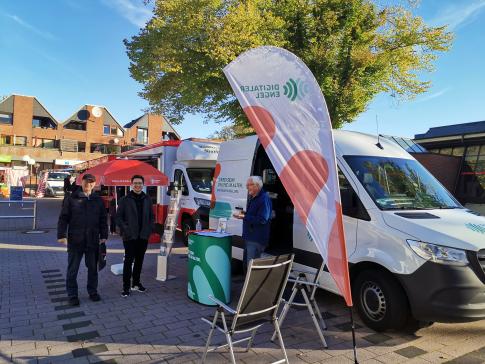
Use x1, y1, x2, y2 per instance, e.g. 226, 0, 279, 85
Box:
0, 113, 12, 124
14, 136, 27, 146
137, 128, 148, 144
90, 143, 120, 154
439, 147, 452, 155
452, 146, 465, 156
78, 142, 86, 152
32, 116, 56, 129
33, 138, 57, 149
0, 135, 12, 146
103, 125, 110, 135
174, 169, 187, 189
187, 168, 214, 193
338, 168, 370, 220
345, 156, 461, 210
466, 145, 481, 156
64, 120, 86, 131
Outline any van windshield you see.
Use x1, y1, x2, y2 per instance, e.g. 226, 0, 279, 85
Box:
47, 173, 70, 181
344, 156, 461, 210
186, 168, 214, 194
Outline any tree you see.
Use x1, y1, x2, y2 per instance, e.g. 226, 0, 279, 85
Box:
208, 124, 254, 140
125, 0, 452, 130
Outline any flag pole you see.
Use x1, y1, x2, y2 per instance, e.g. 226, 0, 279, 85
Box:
349, 306, 359, 363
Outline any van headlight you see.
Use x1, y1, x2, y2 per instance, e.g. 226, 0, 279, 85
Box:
194, 198, 211, 208
406, 240, 468, 266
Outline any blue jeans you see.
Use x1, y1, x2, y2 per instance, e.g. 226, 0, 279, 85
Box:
243, 241, 265, 273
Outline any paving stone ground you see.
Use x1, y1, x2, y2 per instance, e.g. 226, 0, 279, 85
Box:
1, 199, 485, 363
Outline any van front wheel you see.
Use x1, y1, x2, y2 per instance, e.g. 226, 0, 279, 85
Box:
353, 270, 410, 332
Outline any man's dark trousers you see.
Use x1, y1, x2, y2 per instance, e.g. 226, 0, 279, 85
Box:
123, 239, 148, 290
66, 246, 98, 298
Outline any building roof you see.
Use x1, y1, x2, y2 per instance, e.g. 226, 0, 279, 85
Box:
123, 113, 181, 139
415, 121, 485, 140
0, 94, 59, 124
63, 105, 125, 133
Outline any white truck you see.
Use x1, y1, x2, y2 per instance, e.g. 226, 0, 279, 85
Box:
124, 139, 221, 242
209, 131, 485, 332
40, 170, 71, 197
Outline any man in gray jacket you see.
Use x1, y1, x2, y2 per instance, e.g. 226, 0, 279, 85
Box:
116, 175, 154, 297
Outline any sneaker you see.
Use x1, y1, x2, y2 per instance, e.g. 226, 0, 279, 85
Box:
121, 289, 130, 297
89, 293, 101, 302
131, 283, 146, 292
68, 296, 80, 306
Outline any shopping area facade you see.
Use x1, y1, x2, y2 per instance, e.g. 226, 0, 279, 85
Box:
0, 94, 179, 174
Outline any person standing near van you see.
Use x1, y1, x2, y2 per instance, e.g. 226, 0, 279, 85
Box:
116, 175, 154, 297
57, 174, 108, 306
233, 176, 272, 271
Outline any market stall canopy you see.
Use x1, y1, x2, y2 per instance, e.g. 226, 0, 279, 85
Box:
76, 159, 168, 186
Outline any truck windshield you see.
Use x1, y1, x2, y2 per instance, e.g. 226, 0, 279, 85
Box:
186, 168, 214, 194
344, 156, 461, 210
47, 173, 70, 181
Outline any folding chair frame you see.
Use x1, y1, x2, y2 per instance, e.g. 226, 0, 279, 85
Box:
201, 257, 293, 364
271, 264, 328, 349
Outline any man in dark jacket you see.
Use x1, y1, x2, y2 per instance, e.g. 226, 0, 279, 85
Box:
57, 174, 108, 306
233, 176, 272, 271
116, 175, 154, 297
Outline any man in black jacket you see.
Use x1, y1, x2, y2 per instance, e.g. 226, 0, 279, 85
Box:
57, 174, 108, 306
116, 175, 154, 297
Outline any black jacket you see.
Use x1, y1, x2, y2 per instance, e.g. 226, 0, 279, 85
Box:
115, 191, 154, 241
57, 188, 108, 249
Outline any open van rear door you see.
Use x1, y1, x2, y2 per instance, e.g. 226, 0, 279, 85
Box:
209, 136, 258, 240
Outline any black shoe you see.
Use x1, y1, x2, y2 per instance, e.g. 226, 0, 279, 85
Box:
68, 297, 80, 306
89, 293, 101, 302
131, 283, 146, 292
121, 289, 130, 297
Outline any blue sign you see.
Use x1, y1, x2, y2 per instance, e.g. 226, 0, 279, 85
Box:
10, 186, 23, 201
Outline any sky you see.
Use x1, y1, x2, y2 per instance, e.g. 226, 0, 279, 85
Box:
1, 0, 484, 139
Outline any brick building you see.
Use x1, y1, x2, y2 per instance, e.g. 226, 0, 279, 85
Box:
414, 121, 485, 214
0, 94, 180, 172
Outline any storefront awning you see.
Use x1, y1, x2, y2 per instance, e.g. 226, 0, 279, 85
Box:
0, 155, 12, 163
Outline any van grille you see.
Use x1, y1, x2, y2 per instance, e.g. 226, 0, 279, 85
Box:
478, 250, 485, 273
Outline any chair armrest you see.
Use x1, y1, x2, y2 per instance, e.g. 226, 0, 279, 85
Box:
208, 295, 237, 314
287, 278, 321, 288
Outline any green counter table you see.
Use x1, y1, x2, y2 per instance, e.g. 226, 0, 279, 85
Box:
187, 232, 232, 306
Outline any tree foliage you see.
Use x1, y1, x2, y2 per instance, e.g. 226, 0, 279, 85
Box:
125, 0, 452, 130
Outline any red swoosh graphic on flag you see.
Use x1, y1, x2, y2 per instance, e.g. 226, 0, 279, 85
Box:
327, 202, 353, 306
243, 106, 276, 148
280, 151, 329, 224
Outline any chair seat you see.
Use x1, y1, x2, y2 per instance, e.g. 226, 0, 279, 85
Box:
205, 314, 271, 332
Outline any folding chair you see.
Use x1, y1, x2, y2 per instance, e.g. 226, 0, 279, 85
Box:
271, 263, 328, 348
201, 254, 294, 364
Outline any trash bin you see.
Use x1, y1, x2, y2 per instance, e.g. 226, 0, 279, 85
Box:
187, 232, 232, 305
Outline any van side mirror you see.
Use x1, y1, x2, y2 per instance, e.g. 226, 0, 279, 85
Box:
166, 182, 174, 196
181, 185, 189, 196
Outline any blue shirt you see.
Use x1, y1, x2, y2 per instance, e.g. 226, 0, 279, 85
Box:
242, 189, 272, 246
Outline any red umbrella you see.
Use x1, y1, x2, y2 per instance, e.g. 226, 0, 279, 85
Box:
76, 159, 168, 186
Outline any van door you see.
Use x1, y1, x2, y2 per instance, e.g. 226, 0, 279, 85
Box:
210, 136, 259, 259
173, 168, 191, 211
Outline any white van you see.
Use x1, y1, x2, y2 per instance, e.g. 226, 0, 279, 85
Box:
209, 131, 485, 331
124, 139, 220, 242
